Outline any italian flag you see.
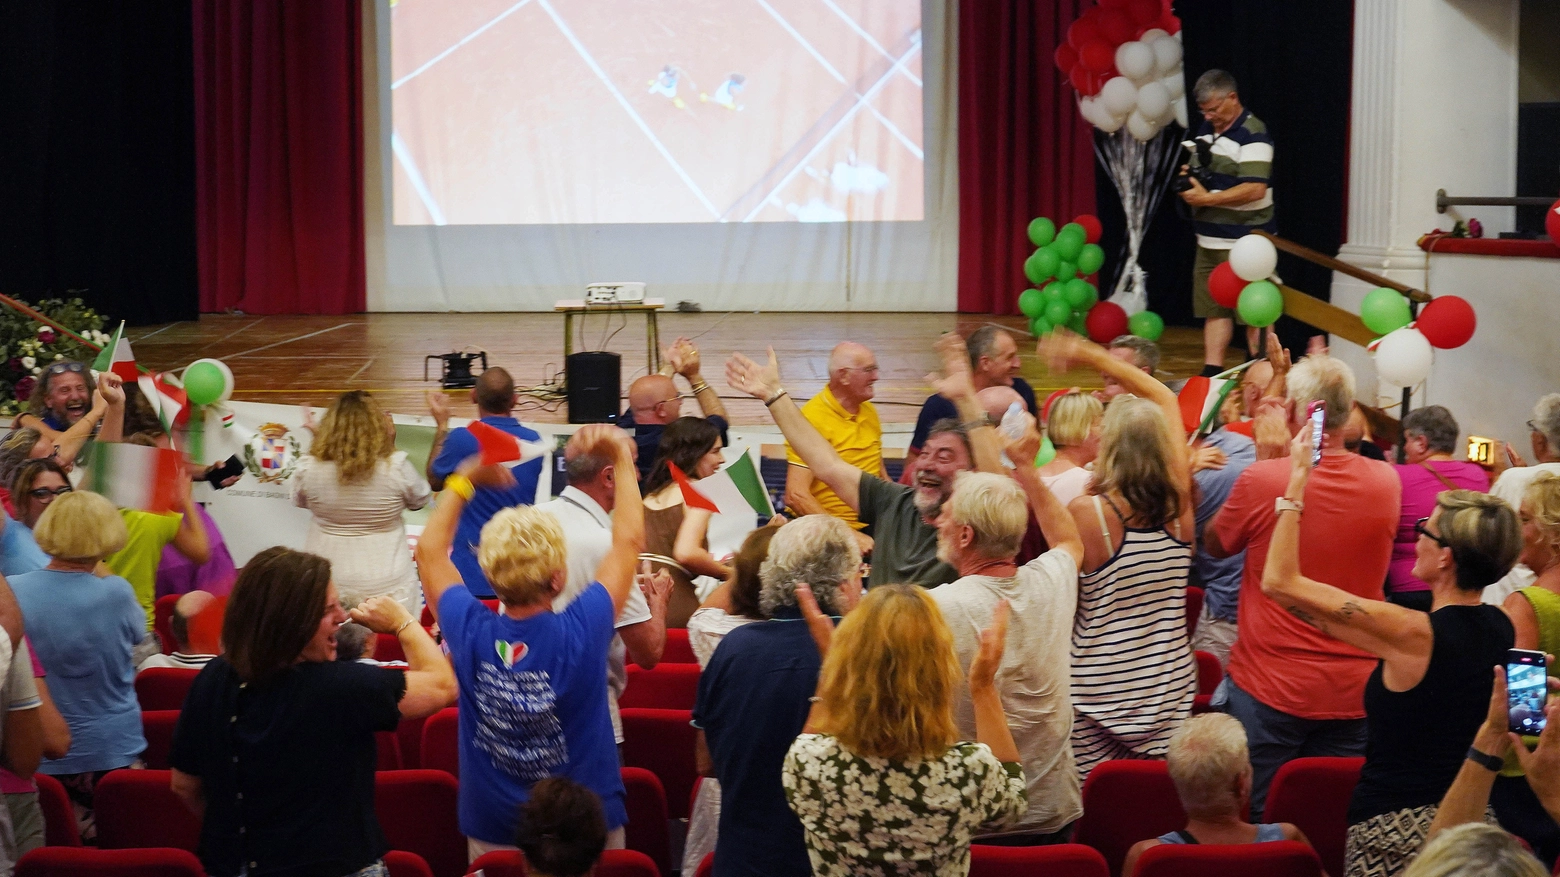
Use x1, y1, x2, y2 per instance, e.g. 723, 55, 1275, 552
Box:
670, 449, 774, 519
138, 372, 188, 435
85, 442, 183, 514
90, 322, 139, 382
1177, 361, 1252, 438
468, 420, 549, 465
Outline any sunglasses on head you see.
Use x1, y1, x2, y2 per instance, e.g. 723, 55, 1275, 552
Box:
42, 361, 87, 378
27, 486, 72, 499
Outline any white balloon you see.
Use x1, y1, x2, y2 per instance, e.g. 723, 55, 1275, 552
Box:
1373, 328, 1434, 388
1173, 96, 1189, 128
1115, 42, 1156, 82
1099, 76, 1139, 117
1162, 73, 1185, 100
1126, 110, 1161, 142
1095, 108, 1125, 134
1229, 234, 1279, 282
1139, 28, 1170, 44
1152, 37, 1183, 77
1136, 82, 1171, 124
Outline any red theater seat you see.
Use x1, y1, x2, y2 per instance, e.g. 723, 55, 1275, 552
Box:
620, 767, 670, 875
16, 847, 205, 877
661, 628, 697, 663
133, 668, 199, 711
1074, 761, 1186, 877
420, 707, 460, 778
970, 843, 1110, 877
94, 770, 201, 852
1262, 757, 1364, 877
619, 664, 700, 711
375, 770, 465, 877
619, 708, 697, 820
139, 711, 179, 770
35, 773, 81, 847
153, 595, 179, 656
385, 850, 436, 877
1133, 840, 1323, 877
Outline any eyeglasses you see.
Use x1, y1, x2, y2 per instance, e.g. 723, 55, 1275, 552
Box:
27, 486, 72, 500
841, 365, 880, 374
1414, 517, 1449, 548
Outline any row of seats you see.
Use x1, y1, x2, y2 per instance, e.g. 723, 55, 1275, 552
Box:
690, 842, 1322, 877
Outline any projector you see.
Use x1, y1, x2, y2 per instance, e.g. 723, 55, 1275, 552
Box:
585, 282, 646, 305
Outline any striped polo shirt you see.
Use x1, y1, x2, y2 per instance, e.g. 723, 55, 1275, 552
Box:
1189, 109, 1275, 249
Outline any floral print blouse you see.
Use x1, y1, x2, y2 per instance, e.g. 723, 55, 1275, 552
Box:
782, 733, 1027, 876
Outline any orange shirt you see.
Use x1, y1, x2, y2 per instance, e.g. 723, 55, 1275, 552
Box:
1213, 452, 1400, 720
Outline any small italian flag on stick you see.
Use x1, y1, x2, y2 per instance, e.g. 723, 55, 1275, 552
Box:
467, 420, 550, 465
90, 321, 139, 382
669, 449, 774, 519
85, 442, 184, 514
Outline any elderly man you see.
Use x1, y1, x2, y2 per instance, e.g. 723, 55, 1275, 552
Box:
728, 336, 1005, 588
1483, 393, 1560, 606
1205, 354, 1398, 814
618, 337, 729, 483
537, 431, 672, 746
692, 515, 862, 877
425, 367, 545, 598
782, 342, 884, 535
930, 428, 1085, 843
12, 363, 125, 451
1094, 335, 1160, 403
903, 326, 1036, 477
1178, 70, 1276, 375
138, 591, 219, 672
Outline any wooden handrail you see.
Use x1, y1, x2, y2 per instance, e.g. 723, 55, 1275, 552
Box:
1253, 231, 1431, 303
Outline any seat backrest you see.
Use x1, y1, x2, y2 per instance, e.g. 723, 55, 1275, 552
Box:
1194, 651, 1222, 696
16, 846, 205, 877
384, 849, 436, 877
619, 767, 670, 875
376, 633, 407, 663
467, 849, 528, 877
139, 710, 179, 770
420, 707, 460, 778
152, 595, 180, 657
619, 708, 697, 820
1134, 840, 1322, 877
133, 668, 200, 711
1185, 586, 1203, 636
375, 770, 465, 877
35, 772, 81, 847
596, 849, 660, 877
94, 770, 202, 852
1074, 760, 1186, 877
1262, 757, 1364, 877
618, 664, 700, 711
970, 843, 1110, 877
398, 713, 429, 769
377, 729, 404, 771
661, 628, 697, 664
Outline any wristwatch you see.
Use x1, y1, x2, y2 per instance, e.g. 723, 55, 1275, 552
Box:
1275, 497, 1303, 515
1466, 746, 1504, 772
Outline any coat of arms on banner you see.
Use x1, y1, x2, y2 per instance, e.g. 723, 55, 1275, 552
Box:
243, 423, 301, 483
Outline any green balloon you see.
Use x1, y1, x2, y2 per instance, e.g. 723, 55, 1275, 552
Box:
1128, 310, 1165, 341
1035, 434, 1057, 467
1043, 299, 1073, 326
1067, 310, 1088, 334
1055, 261, 1078, 281
1054, 227, 1085, 262
1027, 217, 1056, 248
1029, 316, 1052, 337
1024, 247, 1060, 285
1017, 287, 1045, 318
1041, 281, 1067, 305
1076, 243, 1105, 276
1063, 278, 1097, 310
182, 361, 227, 406
1237, 280, 1284, 328
1360, 287, 1412, 335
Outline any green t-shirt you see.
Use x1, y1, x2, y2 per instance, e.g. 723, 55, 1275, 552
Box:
105, 509, 183, 628
857, 474, 958, 589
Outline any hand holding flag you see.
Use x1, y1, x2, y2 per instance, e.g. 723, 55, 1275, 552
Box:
466, 420, 549, 466
90, 321, 140, 382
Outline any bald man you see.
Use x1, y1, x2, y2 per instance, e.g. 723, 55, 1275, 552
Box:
783, 343, 886, 535
138, 591, 219, 671
425, 367, 545, 597
618, 337, 729, 482
977, 386, 1026, 423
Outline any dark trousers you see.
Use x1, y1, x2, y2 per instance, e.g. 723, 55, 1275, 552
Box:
1222, 680, 1368, 818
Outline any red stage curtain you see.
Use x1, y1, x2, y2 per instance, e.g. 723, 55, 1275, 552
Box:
958, 0, 1095, 315
192, 0, 365, 315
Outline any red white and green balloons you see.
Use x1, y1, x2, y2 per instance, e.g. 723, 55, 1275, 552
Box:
1019, 213, 1104, 334
1061, 1, 1185, 141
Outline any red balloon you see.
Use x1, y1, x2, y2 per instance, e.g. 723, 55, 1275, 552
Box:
1074, 214, 1104, 244
1054, 43, 1078, 74
1161, 13, 1182, 34
1128, 0, 1164, 27
1070, 65, 1103, 96
1099, 0, 1132, 8
1085, 301, 1130, 344
1097, 9, 1136, 45
1415, 295, 1477, 349
1068, 15, 1101, 49
1546, 198, 1560, 245
1208, 262, 1244, 309
1079, 40, 1116, 74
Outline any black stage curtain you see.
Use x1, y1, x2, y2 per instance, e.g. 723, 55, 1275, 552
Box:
1097, 0, 1354, 355
0, 1, 198, 326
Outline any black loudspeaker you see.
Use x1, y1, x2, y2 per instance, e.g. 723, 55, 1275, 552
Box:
566, 352, 621, 424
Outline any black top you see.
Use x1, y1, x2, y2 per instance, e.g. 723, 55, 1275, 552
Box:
1348, 604, 1513, 824
170, 657, 407, 877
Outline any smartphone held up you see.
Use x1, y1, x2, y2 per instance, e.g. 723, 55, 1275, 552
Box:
1306, 401, 1325, 466
1508, 649, 1549, 735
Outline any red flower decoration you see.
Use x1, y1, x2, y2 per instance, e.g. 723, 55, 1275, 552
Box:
14, 376, 37, 402
37, 329, 55, 344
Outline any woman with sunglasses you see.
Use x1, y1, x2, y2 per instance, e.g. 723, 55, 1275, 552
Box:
1261, 427, 1521, 877
1, 460, 71, 577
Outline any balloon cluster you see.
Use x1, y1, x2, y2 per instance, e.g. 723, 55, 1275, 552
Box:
1205, 235, 1283, 328
1055, 0, 1185, 141
1363, 290, 1476, 389
1017, 214, 1164, 344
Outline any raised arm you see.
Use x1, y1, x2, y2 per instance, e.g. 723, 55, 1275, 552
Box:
1041, 330, 1188, 466
728, 348, 864, 512
170, 471, 210, 565
416, 463, 517, 624
620, 563, 672, 670
668, 338, 728, 422
1005, 426, 1084, 569
349, 595, 457, 720
928, 333, 1004, 476
424, 390, 451, 491
586, 425, 647, 616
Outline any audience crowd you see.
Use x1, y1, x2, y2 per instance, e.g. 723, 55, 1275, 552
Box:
0, 328, 1558, 877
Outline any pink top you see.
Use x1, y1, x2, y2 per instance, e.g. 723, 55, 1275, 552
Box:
1388, 461, 1491, 593
0, 642, 46, 793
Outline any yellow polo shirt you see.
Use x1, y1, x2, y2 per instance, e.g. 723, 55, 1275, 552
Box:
785, 386, 885, 529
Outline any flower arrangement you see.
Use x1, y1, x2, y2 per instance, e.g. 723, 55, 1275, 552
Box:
0, 297, 111, 417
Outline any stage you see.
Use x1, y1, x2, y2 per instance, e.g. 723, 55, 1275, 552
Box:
124, 312, 1216, 427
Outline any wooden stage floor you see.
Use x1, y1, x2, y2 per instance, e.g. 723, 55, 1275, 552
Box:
125, 313, 1216, 427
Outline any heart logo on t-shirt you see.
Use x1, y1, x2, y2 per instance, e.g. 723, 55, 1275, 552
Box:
495, 640, 529, 669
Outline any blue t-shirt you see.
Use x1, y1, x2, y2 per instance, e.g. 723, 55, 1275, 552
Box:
0, 513, 50, 577
1157, 823, 1287, 844
909, 379, 1038, 451
692, 610, 820, 877
431, 416, 543, 598
1193, 428, 1256, 622
439, 583, 624, 843
12, 568, 145, 773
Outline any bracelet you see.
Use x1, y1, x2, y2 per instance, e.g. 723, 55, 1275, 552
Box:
1275, 497, 1303, 515
764, 389, 789, 407
690, 380, 711, 395
961, 419, 992, 432
1466, 746, 1504, 772
445, 473, 475, 501
394, 618, 415, 636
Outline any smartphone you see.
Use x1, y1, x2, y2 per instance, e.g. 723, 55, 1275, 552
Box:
1468, 436, 1496, 465
1508, 649, 1549, 735
1306, 401, 1325, 465
204, 455, 244, 488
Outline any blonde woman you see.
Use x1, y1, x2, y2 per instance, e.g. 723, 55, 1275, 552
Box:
291, 391, 431, 613
782, 585, 1026, 877
1038, 389, 1104, 507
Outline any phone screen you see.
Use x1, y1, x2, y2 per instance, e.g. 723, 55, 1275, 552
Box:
1508, 650, 1549, 735
1308, 402, 1325, 465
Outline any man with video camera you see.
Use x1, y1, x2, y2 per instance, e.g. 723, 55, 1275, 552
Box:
1177, 70, 1276, 378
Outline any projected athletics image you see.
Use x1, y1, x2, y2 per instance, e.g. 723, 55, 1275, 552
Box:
390, 0, 923, 225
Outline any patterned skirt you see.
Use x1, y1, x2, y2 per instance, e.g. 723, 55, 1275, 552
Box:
1346, 805, 1498, 877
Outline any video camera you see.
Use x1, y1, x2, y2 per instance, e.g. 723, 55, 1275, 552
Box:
1172, 138, 1215, 194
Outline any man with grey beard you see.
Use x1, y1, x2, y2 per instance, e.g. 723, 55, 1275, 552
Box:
726, 334, 1005, 588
